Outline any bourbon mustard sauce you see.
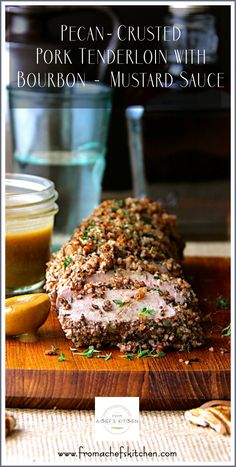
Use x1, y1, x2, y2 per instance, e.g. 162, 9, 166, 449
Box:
6, 173, 58, 294
6, 224, 52, 290
5, 293, 50, 341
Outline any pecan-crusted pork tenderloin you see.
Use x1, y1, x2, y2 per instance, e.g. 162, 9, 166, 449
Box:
45, 198, 203, 352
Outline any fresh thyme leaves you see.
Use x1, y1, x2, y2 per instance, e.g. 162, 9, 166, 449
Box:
121, 354, 135, 361
71, 346, 112, 360
137, 349, 153, 358
71, 346, 167, 361
116, 199, 126, 208
45, 345, 59, 356
153, 351, 166, 358
58, 352, 67, 362
63, 257, 72, 268
139, 307, 156, 316
221, 323, 231, 337
81, 233, 90, 242
111, 200, 126, 213
104, 353, 112, 361
96, 353, 112, 361
216, 296, 230, 309
45, 346, 69, 361
137, 349, 166, 358
77, 346, 101, 358
113, 299, 126, 307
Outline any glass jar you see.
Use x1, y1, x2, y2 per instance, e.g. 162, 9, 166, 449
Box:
6, 173, 58, 295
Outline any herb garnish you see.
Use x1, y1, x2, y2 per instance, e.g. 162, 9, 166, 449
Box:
71, 346, 112, 360
153, 351, 166, 358
113, 299, 126, 307
112, 200, 126, 212
137, 349, 153, 358
121, 350, 166, 360
139, 307, 156, 316
137, 349, 166, 358
77, 346, 101, 358
96, 353, 112, 361
121, 354, 135, 361
63, 257, 72, 268
117, 199, 126, 208
58, 352, 67, 362
221, 323, 231, 337
154, 275, 161, 280
45, 345, 59, 356
216, 296, 230, 309
81, 232, 90, 242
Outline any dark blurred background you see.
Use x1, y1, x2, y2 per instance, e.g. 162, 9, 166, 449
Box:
6, 4, 230, 240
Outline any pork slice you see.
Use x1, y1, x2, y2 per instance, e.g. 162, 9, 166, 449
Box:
59, 288, 175, 322
84, 259, 183, 286
56, 270, 201, 351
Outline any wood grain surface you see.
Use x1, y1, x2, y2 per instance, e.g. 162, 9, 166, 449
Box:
6, 257, 230, 410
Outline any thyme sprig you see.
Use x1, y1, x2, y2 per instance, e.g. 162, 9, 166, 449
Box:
139, 307, 156, 316
121, 350, 166, 360
121, 353, 135, 361
70, 346, 112, 360
63, 257, 72, 268
96, 353, 112, 361
77, 346, 101, 358
221, 323, 231, 337
137, 349, 166, 358
58, 352, 67, 362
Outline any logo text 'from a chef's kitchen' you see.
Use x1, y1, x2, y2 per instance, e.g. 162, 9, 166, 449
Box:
95, 397, 139, 439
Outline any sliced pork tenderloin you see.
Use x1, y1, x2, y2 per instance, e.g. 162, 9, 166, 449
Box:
46, 198, 203, 352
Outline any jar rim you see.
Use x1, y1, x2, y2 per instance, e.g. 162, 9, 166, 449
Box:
6, 172, 54, 195
6, 173, 58, 210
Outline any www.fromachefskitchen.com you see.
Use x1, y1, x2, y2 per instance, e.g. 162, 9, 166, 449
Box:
58, 446, 177, 458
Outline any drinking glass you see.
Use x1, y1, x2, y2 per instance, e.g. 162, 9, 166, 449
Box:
8, 83, 112, 239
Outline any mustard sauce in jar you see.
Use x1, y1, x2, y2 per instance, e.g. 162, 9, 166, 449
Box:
6, 173, 58, 295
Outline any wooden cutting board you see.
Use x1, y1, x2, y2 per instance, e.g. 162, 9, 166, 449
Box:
6, 257, 230, 410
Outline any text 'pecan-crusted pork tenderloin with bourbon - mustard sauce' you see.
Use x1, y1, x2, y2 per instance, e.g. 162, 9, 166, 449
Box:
45, 198, 203, 352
